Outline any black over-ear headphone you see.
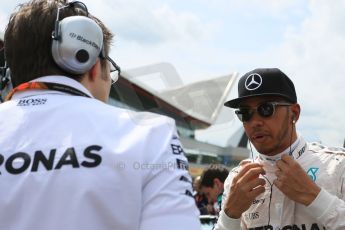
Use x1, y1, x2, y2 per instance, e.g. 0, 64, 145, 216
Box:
51, 1, 104, 74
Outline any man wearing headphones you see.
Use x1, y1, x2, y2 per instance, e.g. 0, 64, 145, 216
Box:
0, 1, 200, 229
214, 68, 345, 229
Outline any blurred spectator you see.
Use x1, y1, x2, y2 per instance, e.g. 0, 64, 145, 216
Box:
193, 176, 211, 215
199, 164, 229, 216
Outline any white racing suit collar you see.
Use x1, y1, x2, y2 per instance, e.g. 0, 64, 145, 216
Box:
258, 135, 307, 166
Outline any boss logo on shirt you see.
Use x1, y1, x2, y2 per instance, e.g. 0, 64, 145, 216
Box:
17, 98, 47, 106
0, 145, 102, 175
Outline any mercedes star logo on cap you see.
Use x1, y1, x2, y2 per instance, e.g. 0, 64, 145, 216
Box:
245, 73, 262, 91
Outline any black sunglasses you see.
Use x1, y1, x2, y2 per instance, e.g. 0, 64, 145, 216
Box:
235, 101, 292, 122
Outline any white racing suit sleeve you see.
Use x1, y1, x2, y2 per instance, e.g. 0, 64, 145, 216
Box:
214, 211, 242, 230
139, 119, 200, 230
306, 187, 345, 229
302, 142, 345, 229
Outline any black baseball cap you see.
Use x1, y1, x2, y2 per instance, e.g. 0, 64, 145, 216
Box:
224, 68, 297, 108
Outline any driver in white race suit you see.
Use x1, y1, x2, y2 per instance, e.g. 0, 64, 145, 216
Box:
0, 1, 200, 229
214, 68, 345, 230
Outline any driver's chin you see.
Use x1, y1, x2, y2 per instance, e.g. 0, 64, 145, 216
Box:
254, 144, 276, 156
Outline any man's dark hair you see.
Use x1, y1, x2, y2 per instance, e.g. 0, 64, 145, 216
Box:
4, 0, 113, 87
200, 164, 229, 188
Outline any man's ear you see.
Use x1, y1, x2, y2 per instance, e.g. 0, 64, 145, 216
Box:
88, 59, 101, 82
291, 103, 301, 123
213, 178, 221, 188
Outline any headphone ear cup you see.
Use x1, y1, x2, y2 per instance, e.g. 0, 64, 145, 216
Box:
51, 16, 103, 74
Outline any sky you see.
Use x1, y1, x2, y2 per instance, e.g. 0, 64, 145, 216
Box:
1, 0, 345, 147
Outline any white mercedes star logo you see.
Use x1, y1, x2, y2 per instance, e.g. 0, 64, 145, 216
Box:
245, 73, 262, 91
